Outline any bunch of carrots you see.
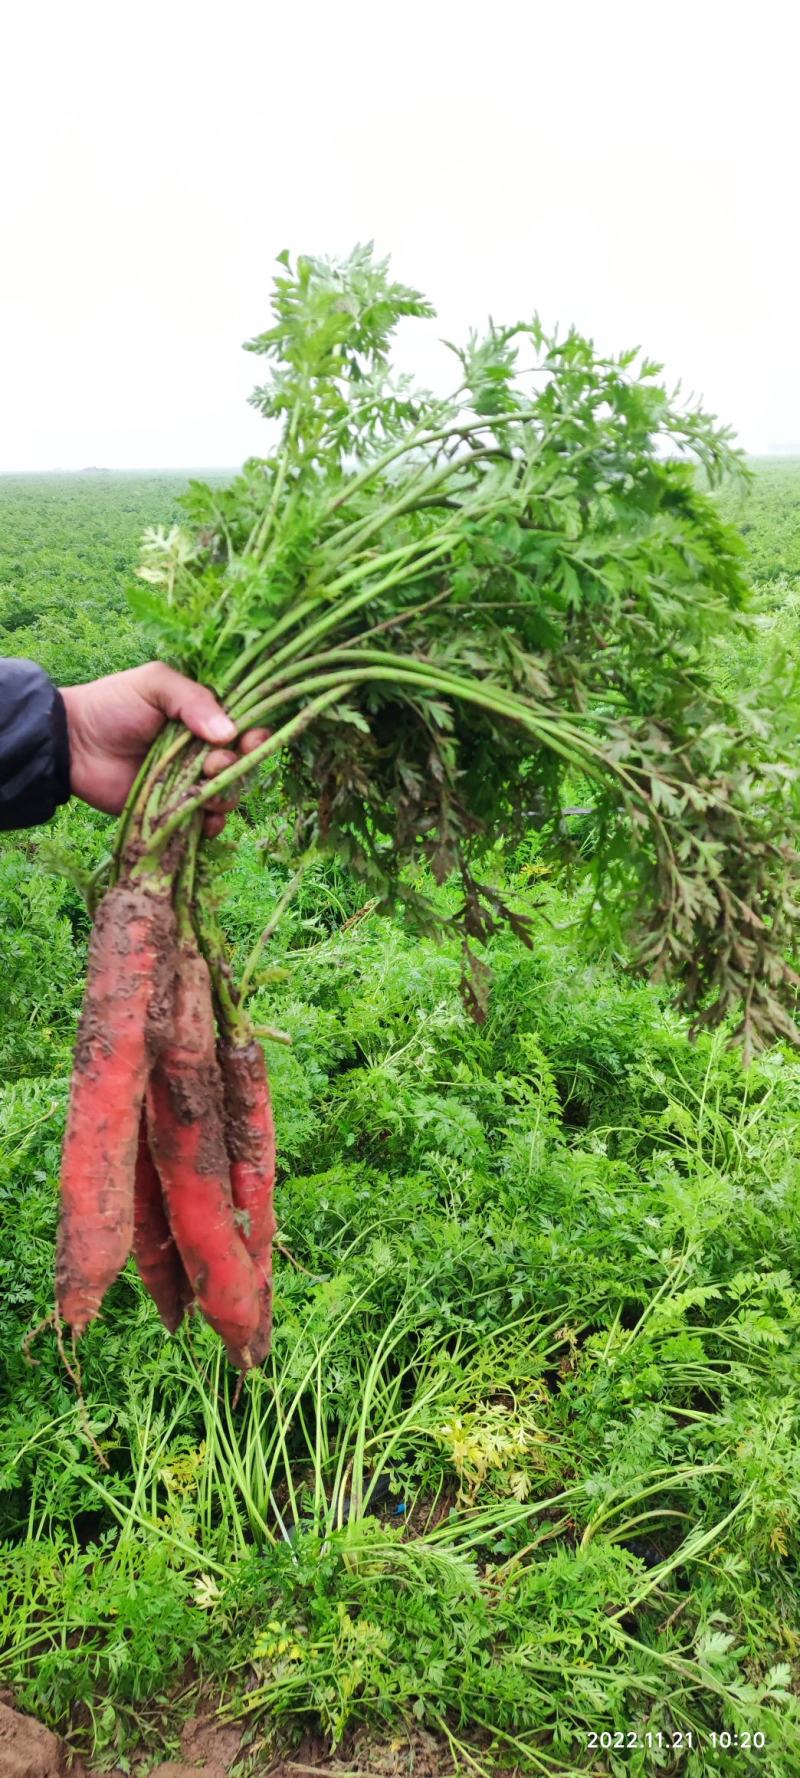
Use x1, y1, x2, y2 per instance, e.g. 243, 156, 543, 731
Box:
56, 807, 277, 1358
53, 246, 800, 1369
57, 868, 277, 1369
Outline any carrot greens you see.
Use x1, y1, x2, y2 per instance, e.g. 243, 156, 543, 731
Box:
124, 243, 799, 1054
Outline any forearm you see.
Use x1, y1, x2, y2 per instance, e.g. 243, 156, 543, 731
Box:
0, 659, 71, 831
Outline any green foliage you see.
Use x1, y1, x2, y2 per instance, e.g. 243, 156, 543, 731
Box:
127, 247, 800, 1055
0, 472, 194, 682
246, 241, 437, 452
718, 458, 800, 587
711, 460, 800, 763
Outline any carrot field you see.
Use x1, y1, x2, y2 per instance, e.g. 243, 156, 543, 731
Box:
2, 458, 800, 1775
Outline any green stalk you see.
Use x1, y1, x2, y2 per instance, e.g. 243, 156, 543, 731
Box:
216, 429, 541, 701
243, 398, 301, 561
245, 669, 594, 770
112, 722, 185, 877
216, 593, 321, 697
151, 685, 352, 851
302, 523, 458, 606
223, 519, 467, 715
236, 470, 526, 701
236, 662, 648, 800
191, 863, 255, 1043
313, 445, 502, 571
235, 653, 680, 876
141, 660, 672, 890
173, 818, 202, 941
230, 535, 459, 704
606, 1484, 756, 1622
238, 855, 313, 1002
580, 1461, 726, 1550
322, 408, 537, 518
236, 646, 584, 728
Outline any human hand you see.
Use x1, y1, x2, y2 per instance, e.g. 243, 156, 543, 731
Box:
60, 663, 269, 837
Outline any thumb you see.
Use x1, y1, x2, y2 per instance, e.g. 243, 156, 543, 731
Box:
140, 664, 237, 745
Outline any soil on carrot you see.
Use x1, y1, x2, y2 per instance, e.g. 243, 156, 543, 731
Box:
146, 944, 263, 1367
220, 1043, 274, 1167
71, 890, 177, 1078
56, 887, 181, 1334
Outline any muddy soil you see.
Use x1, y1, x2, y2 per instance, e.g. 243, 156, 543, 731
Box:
0, 1703, 66, 1778
0, 1702, 469, 1778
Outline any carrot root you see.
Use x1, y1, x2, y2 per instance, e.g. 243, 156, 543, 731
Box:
147, 943, 261, 1368
219, 1038, 276, 1362
57, 885, 177, 1333
133, 1111, 192, 1333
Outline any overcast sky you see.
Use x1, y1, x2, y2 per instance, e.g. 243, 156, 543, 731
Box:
1, 0, 798, 470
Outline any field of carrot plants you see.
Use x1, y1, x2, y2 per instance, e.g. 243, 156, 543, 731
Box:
2, 434, 800, 1778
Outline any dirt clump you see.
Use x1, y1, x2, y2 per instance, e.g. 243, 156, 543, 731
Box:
144, 1717, 243, 1778
179, 1718, 242, 1769
0, 1704, 65, 1778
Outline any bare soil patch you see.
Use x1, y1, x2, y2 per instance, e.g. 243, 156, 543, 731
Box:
0, 1703, 66, 1778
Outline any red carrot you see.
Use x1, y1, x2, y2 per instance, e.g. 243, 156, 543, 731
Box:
133, 1110, 192, 1333
219, 1038, 277, 1362
147, 942, 261, 1367
57, 885, 176, 1334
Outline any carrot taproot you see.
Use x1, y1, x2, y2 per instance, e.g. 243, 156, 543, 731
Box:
133, 1110, 192, 1333
147, 942, 261, 1367
219, 1038, 277, 1363
56, 884, 177, 1334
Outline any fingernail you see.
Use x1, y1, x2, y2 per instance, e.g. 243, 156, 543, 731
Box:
207, 714, 236, 742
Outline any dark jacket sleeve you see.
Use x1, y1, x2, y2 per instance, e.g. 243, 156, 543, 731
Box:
0, 660, 72, 831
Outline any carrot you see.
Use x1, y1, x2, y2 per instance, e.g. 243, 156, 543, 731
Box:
133, 1110, 192, 1333
219, 1038, 277, 1362
147, 942, 261, 1367
57, 884, 176, 1334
